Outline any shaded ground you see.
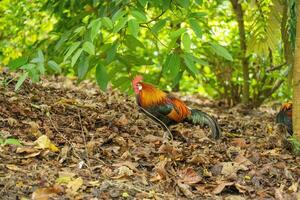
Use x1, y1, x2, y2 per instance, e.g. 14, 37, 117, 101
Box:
0, 75, 299, 200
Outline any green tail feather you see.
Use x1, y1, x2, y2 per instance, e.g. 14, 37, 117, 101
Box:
187, 109, 221, 139
276, 110, 293, 135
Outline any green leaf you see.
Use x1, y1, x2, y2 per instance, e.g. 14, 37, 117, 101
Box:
195, 0, 203, 5
96, 64, 109, 91
128, 19, 139, 37
182, 33, 191, 51
151, 19, 167, 34
112, 76, 130, 87
106, 43, 118, 64
162, 0, 172, 10
77, 55, 89, 80
30, 57, 43, 63
71, 49, 83, 67
112, 9, 126, 22
89, 18, 102, 42
170, 28, 186, 39
47, 60, 61, 73
189, 18, 202, 38
25, 64, 40, 83
4, 138, 22, 146
124, 35, 145, 50
190, 12, 207, 19
183, 53, 198, 76
175, 0, 189, 8
55, 31, 71, 51
37, 50, 44, 62
192, 56, 209, 66
83, 41, 95, 55
172, 71, 183, 88
15, 72, 28, 91
138, 0, 148, 7
37, 62, 45, 75
73, 26, 85, 35
8, 57, 28, 70
21, 63, 35, 70
131, 10, 147, 22
209, 42, 233, 61
64, 42, 81, 61
117, 54, 153, 66
113, 17, 128, 33
102, 17, 113, 30
163, 53, 180, 78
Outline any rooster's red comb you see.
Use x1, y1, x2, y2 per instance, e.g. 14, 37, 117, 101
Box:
132, 75, 143, 85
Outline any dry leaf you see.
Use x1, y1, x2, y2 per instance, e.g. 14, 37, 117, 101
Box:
288, 181, 299, 193
59, 145, 70, 163
7, 117, 17, 127
177, 181, 195, 198
221, 162, 248, 177
195, 184, 213, 194
150, 157, 168, 182
231, 138, 247, 148
6, 164, 27, 173
16, 146, 39, 154
56, 171, 76, 184
112, 161, 138, 172
187, 154, 210, 165
234, 154, 253, 167
234, 183, 249, 193
213, 181, 235, 194
23, 151, 41, 158
144, 134, 163, 143
224, 195, 246, 200
113, 166, 134, 178
88, 180, 100, 187
34, 135, 59, 152
158, 143, 182, 159
28, 121, 42, 137
32, 185, 64, 200
66, 177, 83, 195
116, 114, 128, 126
177, 167, 202, 185
274, 184, 285, 200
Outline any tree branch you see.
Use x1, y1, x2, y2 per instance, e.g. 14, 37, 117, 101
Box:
266, 62, 287, 72
140, 10, 167, 25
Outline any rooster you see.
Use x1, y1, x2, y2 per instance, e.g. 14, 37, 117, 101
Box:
276, 102, 293, 135
132, 75, 221, 139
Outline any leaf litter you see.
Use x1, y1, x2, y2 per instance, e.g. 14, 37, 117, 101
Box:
0, 75, 300, 199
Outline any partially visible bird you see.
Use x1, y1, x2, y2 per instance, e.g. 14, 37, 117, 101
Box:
132, 75, 221, 139
276, 102, 293, 135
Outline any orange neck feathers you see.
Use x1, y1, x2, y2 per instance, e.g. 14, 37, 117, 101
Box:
281, 102, 292, 111
281, 102, 292, 117
138, 82, 168, 107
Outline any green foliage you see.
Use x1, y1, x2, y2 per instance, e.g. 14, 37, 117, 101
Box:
0, 0, 55, 63
0, 133, 22, 146
8, 50, 61, 91
287, 136, 300, 155
209, 42, 233, 61
0, 0, 295, 106
246, 0, 282, 56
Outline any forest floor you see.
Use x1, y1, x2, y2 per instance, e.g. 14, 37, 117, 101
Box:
0, 75, 299, 200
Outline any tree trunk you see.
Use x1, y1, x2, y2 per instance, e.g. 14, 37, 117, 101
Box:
230, 0, 249, 104
281, 1, 294, 66
293, 0, 300, 141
